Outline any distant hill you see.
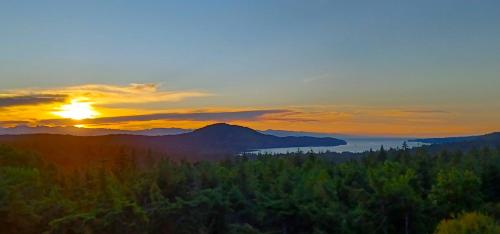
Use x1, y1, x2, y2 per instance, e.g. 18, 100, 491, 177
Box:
260, 129, 411, 140
410, 132, 500, 144
260, 129, 357, 139
180, 123, 347, 152
410, 135, 481, 144
0, 125, 192, 136
1, 125, 394, 140
0, 123, 346, 169
411, 132, 500, 152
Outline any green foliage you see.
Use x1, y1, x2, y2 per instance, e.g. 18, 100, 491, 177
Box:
367, 161, 421, 233
0, 145, 41, 168
429, 168, 482, 216
0, 144, 499, 233
48, 202, 148, 234
434, 212, 500, 234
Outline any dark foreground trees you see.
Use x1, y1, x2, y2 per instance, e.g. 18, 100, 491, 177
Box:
0, 145, 499, 233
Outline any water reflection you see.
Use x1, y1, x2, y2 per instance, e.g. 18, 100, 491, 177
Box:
252, 138, 428, 154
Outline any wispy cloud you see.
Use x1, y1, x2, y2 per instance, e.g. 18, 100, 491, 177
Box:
0, 94, 67, 107
302, 73, 331, 84
401, 109, 450, 114
258, 110, 320, 122
39, 110, 290, 125
0, 120, 32, 126
1, 83, 211, 107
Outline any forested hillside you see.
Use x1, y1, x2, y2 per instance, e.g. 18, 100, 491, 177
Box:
0, 124, 346, 170
0, 145, 499, 233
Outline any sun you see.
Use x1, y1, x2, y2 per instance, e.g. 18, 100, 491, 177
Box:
53, 99, 99, 120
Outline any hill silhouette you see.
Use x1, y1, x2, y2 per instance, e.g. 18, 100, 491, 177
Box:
0, 125, 191, 136
169, 123, 346, 152
0, 123, 346, 169
411, 132, 500, 144
411, 132, 500, 152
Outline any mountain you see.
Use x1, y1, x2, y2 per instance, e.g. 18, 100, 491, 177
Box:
260, 129, 356, 139
176, 123, 347, 152
0, 123, 346, 169
410, 135, 480, 144
260, 129, 411, 140
410, 132, 500, 144
1, 125, 394, 140
0, 125, 192, 136
411, 132, 500, 152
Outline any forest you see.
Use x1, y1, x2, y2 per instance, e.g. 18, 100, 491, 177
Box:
0, 144, 499, 234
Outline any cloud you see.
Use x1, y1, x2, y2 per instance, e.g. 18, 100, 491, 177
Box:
258, 110, 320, 122
1, 83, 211, 106
0, 94, 67, 107
39, 109, 291, 125
302, 73, 331, 84
0, 120, 32, 126
263, 117, 319, 122
401, 110, 450, 114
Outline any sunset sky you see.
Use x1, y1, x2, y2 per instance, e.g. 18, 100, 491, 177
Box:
1, 1, 500, 137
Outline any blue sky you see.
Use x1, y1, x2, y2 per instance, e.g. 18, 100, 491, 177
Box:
1, 1, 500, 136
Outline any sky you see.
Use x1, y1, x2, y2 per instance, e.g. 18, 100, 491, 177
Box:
1, 0, 500, 137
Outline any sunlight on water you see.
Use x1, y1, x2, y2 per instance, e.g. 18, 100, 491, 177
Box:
252, 138, 428, 154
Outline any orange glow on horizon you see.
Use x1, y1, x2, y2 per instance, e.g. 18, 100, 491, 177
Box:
0, 85, 498, 137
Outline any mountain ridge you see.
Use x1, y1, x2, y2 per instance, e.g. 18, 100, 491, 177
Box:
0, 123, 347, 168
410, 132, 500, 144
0, 125, 192, 136
1, 124, 411, 139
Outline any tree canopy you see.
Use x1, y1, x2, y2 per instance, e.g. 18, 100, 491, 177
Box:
0, 144, 499, 233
